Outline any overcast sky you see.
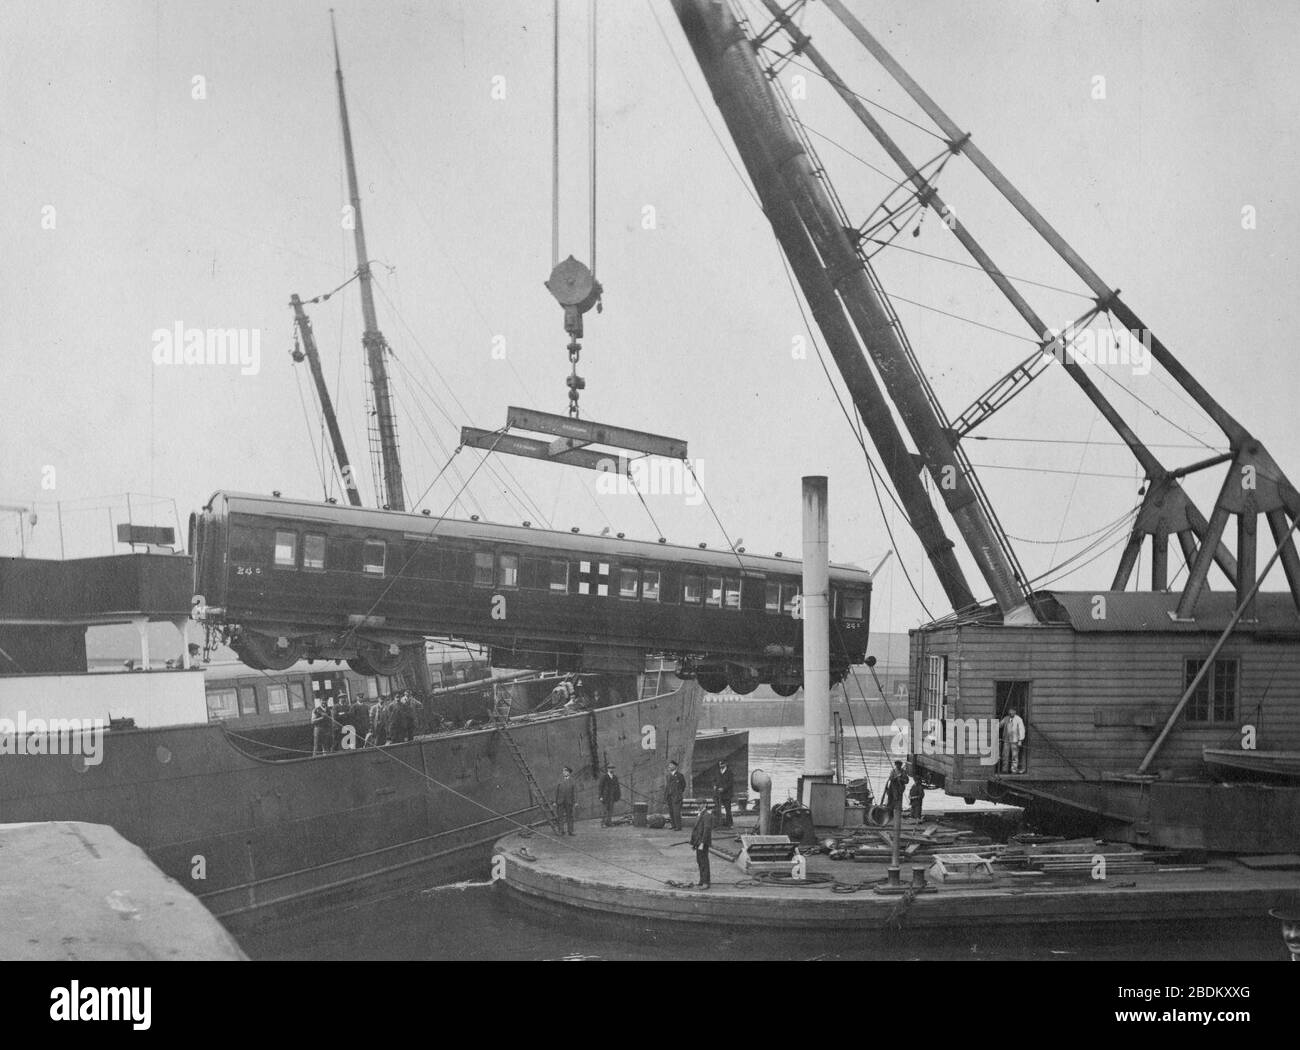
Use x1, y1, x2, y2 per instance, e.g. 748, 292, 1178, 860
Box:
3, 0, 1298, 634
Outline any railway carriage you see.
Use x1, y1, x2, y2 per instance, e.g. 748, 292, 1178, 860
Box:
191, 492, 871, 693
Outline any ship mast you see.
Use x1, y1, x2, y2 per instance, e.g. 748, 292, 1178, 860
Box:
332, 12, 406, 511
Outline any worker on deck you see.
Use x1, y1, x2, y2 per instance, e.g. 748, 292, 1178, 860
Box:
310, 698, 330, 757
909, 775, 925, 821
597, 763, 620, 826
713, 760, 735, 827
554, 766, 576, 835
690, 795, 714, 889
884, 760, 909, 821
665, 759, 687, 832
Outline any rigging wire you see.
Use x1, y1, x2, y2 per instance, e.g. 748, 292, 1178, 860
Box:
552, 0, 560, 268
589, 0, 598, 275
866, 238, 1096, 301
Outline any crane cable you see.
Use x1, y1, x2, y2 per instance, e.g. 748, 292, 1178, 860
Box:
550, 0, 599, 276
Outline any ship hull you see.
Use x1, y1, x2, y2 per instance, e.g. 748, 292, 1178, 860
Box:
0, 684, 701, 932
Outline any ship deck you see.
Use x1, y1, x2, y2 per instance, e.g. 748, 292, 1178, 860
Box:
494, 817, 1300, 932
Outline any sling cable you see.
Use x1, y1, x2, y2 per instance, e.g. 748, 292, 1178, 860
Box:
543, 0, 603, 419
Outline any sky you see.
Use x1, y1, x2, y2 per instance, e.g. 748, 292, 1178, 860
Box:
3, 0, 1299, 635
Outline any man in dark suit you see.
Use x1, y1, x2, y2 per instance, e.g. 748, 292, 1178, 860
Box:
714, 760, 735, 827
554, 766, 576, 835
665, 760, 687, 831
597, 764, 620, 826
690, 800, 714, 888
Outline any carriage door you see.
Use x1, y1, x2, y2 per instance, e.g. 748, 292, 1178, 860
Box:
994, 681, 1030, 773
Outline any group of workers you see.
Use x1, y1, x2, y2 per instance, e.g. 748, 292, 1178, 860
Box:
310, 691, 426, 755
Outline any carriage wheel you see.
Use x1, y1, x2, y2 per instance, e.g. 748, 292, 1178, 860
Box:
236, 632, 302, 672
727, 666, 761, 695
358, 641, 405, 676
346, 656, 377, 677
696, 670, 728, 694
770, 668, 802, 697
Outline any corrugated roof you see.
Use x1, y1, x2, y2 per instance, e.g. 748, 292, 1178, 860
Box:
1045, 590, 1300, 634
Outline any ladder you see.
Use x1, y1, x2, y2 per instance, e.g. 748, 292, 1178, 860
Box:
496, 724, 562, 833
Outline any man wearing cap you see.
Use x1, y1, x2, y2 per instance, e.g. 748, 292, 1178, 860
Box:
665, 759, 687, 832
714, 760, 735, 828
690, 797, 714, 888
554, 766, 576, 835
597, 763, 621, 827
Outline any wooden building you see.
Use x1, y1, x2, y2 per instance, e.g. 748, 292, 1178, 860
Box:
910, 590, 1300, 852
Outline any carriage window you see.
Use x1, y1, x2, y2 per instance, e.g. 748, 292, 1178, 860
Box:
724, 577, 741, 610
765, 582, 781, 612
642, 570, 660, 601
303, 533, 326, 570
498, 553, 519, 588
363, 540, 386, 575
619, 568, 639, 598
782, 583, 801, 615
238, 686, 258, 716
840, 593, 866, 620
706, 576, 723, 607
474, 552, 494, 586
266, 684, 289, 713
288, 681, 306, 710
549, 560, 569, 592
206, 689, 238, 721
684, 575, 703, 604
274, 530, 297, 568
229, 525, 260, 563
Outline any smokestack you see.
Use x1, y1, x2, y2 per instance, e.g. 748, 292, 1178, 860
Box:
802, 476, 831, 778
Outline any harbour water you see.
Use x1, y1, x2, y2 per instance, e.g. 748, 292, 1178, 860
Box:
235, 727, 1286, 961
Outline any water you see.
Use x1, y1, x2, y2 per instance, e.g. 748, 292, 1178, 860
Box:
234, 726, 1285, 961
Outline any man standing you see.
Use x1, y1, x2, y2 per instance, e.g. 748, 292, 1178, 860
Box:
1005, 706, 1026, 774
909, 775, 925, 821
714, 760, 735, 828
554, 766, 576, 835
884, 760, 909, 822
690, 798, 714, 888
597, 764, 621, 826
665, 759, 687, 832
310, 698, 330, 757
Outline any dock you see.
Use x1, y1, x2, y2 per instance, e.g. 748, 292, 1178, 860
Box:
493, 816, 1300, 932
0, 822, 246, 961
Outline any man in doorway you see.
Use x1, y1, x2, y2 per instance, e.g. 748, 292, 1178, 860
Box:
310, 698, 331, 757
1004, 705, 1026, 774
554, 766, 576, 836
665, 759, 687, 832
690, 796, 714, 888
597, 764, 621, 826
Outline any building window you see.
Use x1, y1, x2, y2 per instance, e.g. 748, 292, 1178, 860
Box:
206, 689, 238, 721
363, 540, 386, 576
266, 684, 289, 713
288, 681, 306, 710
723, 577, 741, 610
549, 560, 569, 593
303, 533, 326, 570
684, 575, 703, 604
474, 552, 494, 586
1185, 657, 1238, 723
706, 575, 723, 607
619, 567, 639, 598
642, 570, 660, 601
498, 553, 519, 588
923, 655, 947, 725
273, 530, 297, 568
238, 686, 258, 716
